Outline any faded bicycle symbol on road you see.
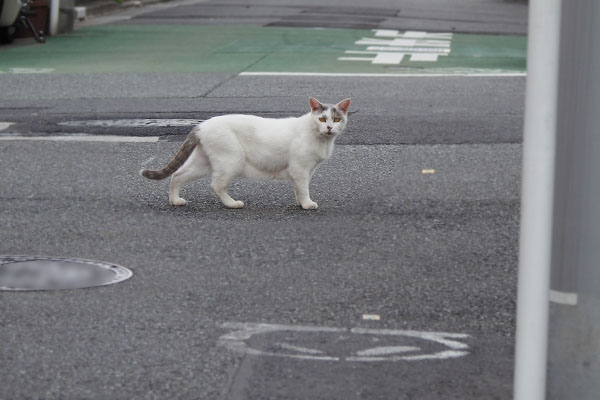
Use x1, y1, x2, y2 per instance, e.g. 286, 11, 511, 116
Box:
219, 322, 470, 362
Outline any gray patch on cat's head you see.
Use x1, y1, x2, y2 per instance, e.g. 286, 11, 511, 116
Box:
323, 100, 351, 119
331, 107, 344, 119
315, 104, 328, 114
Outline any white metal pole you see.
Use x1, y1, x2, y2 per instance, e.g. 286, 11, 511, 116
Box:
514, 0, 562, 399
49, 0, 60, 36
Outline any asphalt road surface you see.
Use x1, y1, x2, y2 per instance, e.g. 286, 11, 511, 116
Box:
0, 1, 527, 399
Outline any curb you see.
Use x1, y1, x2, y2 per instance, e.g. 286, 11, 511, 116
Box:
75, 0, 170, 20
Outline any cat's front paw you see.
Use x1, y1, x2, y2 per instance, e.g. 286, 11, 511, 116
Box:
301, 200, 318, 210
170, 197, 187, 206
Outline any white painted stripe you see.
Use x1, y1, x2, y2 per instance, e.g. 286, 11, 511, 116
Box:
344, 50, 385, 55
347, 350, 469, 362
59, 118, 203, 128
0, 122, 14, 131
337, 57, 373, 62
373, 30, 453, 40
357, 38, 417, 47
366, 46, 449, 53
357, 38, 450, 48
372, 52, 405, 64
9, 68, 55, 74
410, 53, 440, 62
403, 31, 428, 39
362, 314, 381, 321
374, 29, 401, 37
549, 289, 578, 305
404, 31, 453, 40
396, 350, 469, 361
240, 72, 527, 78
0, 135, 160, 142
355, 346, 420, 356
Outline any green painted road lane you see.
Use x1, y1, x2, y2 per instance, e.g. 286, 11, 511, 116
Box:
0, 25, 526, 75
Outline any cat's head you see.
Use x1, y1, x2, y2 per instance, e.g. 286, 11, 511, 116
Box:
309, 97, 351, 138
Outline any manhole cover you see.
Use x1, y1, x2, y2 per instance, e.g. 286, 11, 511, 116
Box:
0, 256, 132, 291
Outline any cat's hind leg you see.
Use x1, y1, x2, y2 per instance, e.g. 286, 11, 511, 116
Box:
202, 126, 245, 208
169, 147, 211, 206
210, 172, 244, 208
209, 156, 245, 208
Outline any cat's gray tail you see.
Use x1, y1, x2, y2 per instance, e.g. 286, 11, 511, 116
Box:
140, 131, 200, 180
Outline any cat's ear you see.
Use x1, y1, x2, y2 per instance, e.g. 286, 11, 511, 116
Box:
309, 97, 324, 113
336, 98, 351, 114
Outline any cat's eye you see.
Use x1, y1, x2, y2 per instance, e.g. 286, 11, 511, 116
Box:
318, 117, 326, 122
333, 118, 341, 122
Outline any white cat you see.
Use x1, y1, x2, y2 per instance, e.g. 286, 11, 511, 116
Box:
141, 97, 351, 210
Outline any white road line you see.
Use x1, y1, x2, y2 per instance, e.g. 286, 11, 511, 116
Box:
0, 68, 55, 74
549, 289, 578, 306
0, 122, 14, 131
355, 346, 420, 356
239, 72, 527, 78
376, 30, 452, 40
58, 118, 203, 128
0, 135, 160, 142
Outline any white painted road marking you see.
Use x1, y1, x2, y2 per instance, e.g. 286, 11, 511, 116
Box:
0, 68, 55, 74
340, 30, 453, 65
350, 327, 469, 351
362, 314, 381, 321
356, 39, 450, 48
372, 52, 406, 64
355, 346, 420, 356
240, 72, 527, 78
58, 119, 204, 128
378, 30, 453, 40
0, 135, 160, 142
219, 322, 470, 362
549, 289, 578, 306
0, 122, 14, 131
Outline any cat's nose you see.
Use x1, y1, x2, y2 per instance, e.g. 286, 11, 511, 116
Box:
327, 126, 332, 131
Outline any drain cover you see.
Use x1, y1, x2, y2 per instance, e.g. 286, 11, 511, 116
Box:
0, 256, 132, 291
